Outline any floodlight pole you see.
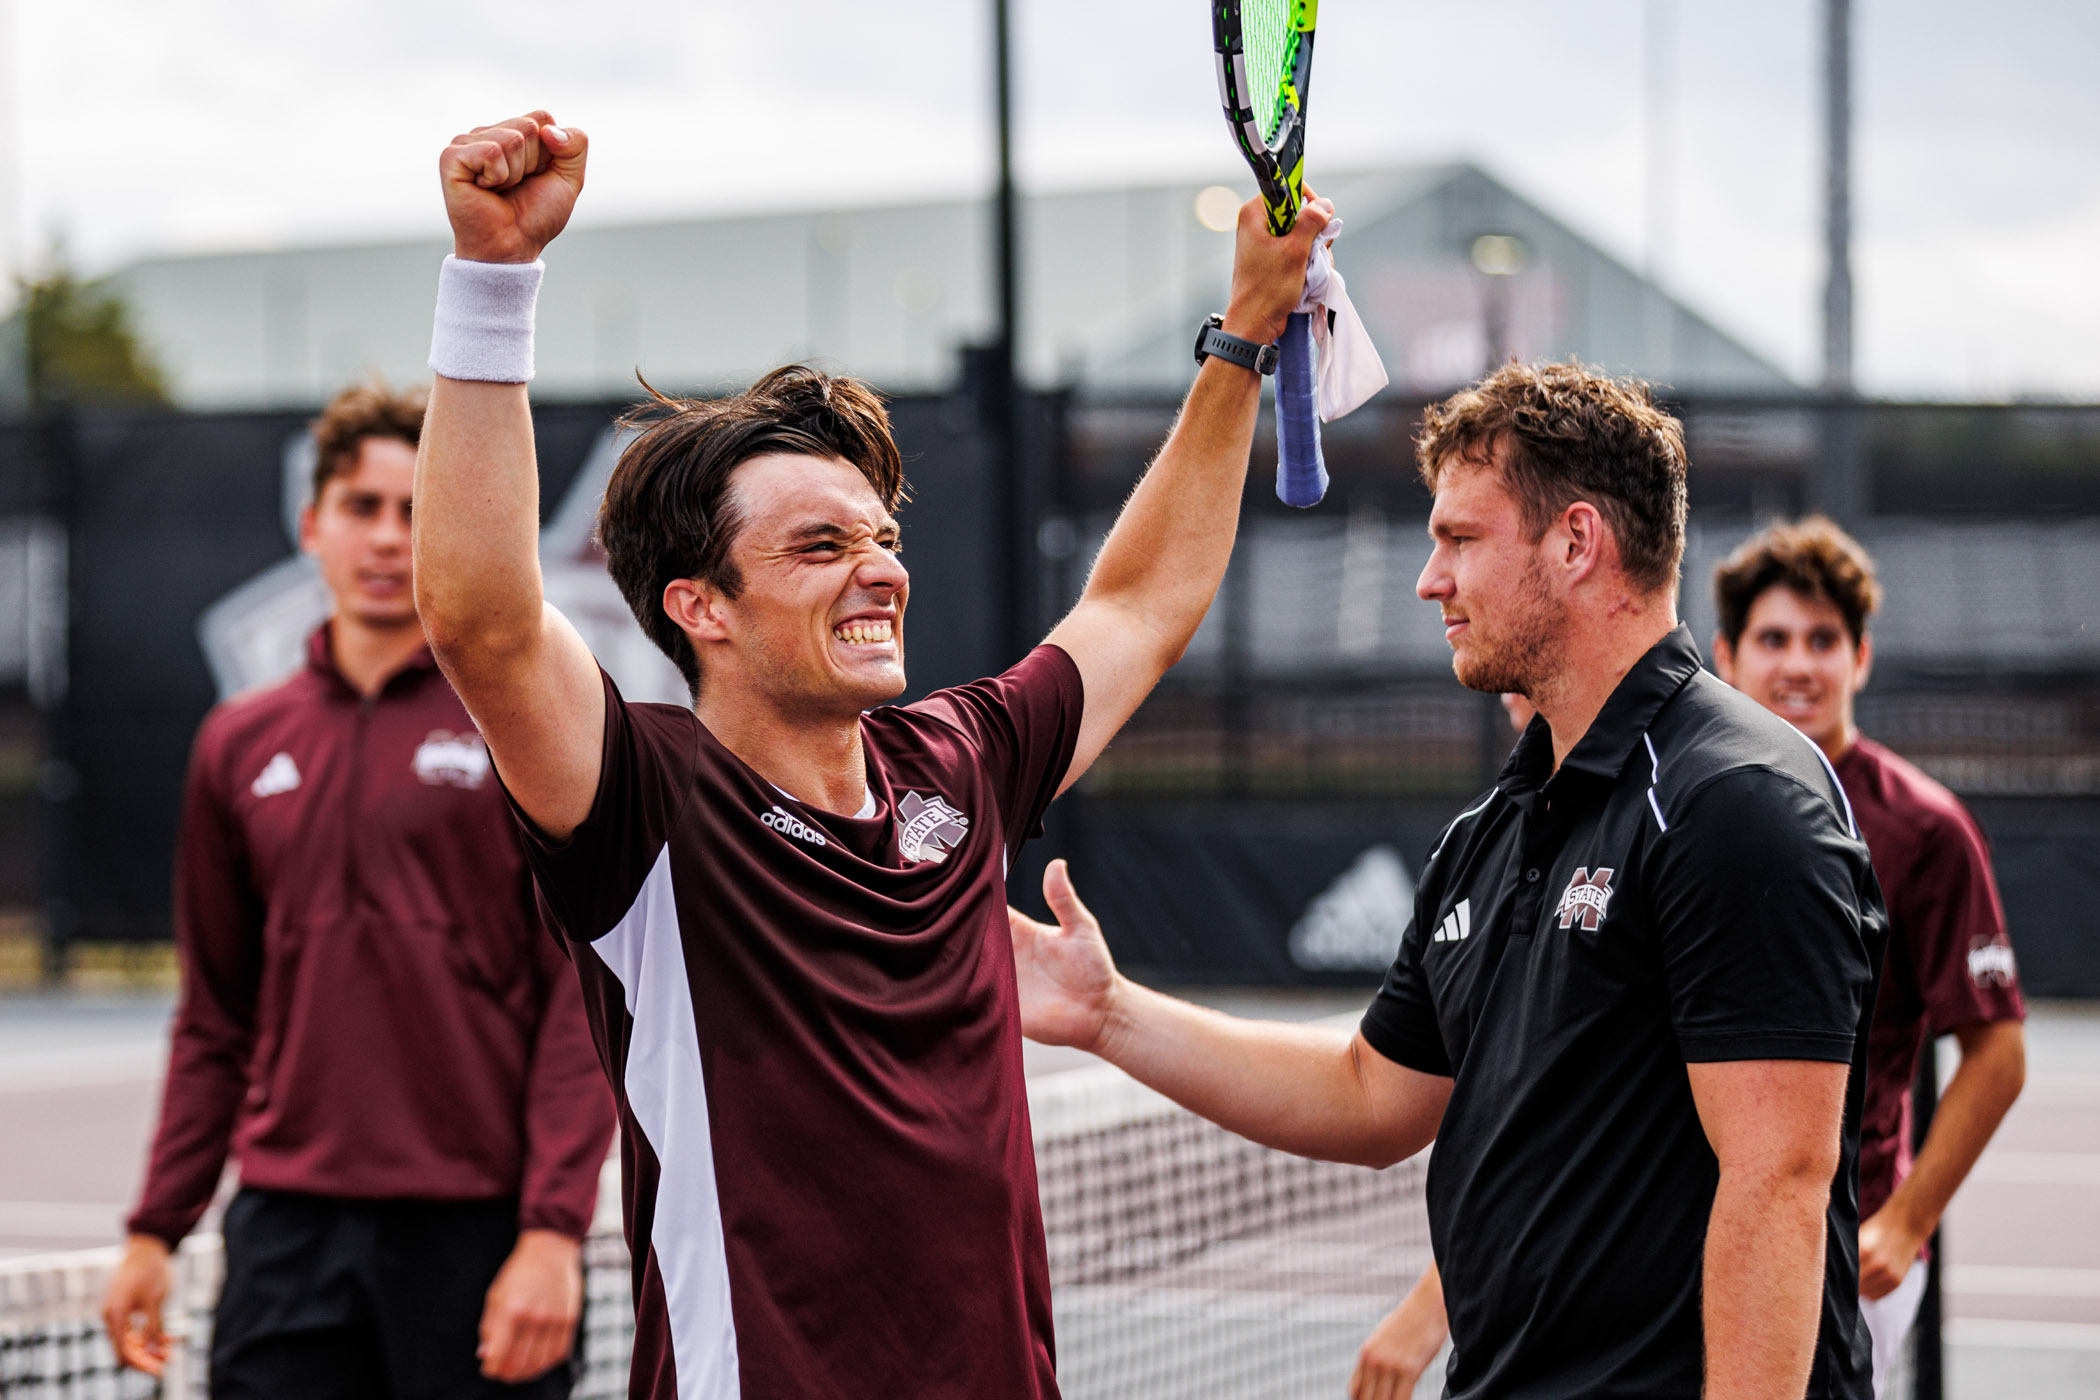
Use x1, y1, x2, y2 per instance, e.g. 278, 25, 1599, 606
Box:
1816, 0, 1867, 523
0, 0, 27, 415
1821, 0, 1853, 395
989, 0, 1026, 664
1643, 0, 1675, 379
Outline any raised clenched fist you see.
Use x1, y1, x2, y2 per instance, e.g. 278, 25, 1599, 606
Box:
438, 111, 588, 265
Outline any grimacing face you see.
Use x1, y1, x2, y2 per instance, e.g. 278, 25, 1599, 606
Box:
712, 452, 909, 715
1713, 585, 1872, 758
1415, 454, 1566, 698
298, 438, 419, 630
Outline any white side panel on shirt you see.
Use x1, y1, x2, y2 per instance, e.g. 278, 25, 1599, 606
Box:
590, 847, 741, 1400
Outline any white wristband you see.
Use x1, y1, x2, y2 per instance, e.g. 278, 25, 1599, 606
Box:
428, 255, 544, 383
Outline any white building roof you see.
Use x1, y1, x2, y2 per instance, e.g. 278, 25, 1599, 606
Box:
105, 163, 1792, 410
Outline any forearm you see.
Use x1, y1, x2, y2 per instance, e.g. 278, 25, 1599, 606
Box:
518, 1108, 612, 1240
518, 980, 616, 1239
1072, 357, 1262, 662
412, 375, 546, 659
128, 1040, 248, 1245
1403, 1260, 1446, 1327
1881, 1022, 2026, 1240
1702, 1170, 1829, 1400
1097, 979, 1437, 1167
140, 818, 259, 1246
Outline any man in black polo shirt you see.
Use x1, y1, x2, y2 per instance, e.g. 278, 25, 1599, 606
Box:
1011, 362, 1886, 1399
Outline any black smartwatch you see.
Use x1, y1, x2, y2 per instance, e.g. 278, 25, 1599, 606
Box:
1193, 313, 1279, 375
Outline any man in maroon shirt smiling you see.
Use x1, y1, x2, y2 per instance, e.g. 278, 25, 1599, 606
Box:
1714, 516, 2027, 1395
410, 111, 1328, 1398
103, 384, 615, 1397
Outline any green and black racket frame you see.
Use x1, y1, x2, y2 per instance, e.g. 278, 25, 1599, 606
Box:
1212, 0, 1326, 507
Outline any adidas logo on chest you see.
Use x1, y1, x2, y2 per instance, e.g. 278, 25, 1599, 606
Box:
251, 752, 301, 798
760, 805, 829, 848
1431, 898, 1472, 943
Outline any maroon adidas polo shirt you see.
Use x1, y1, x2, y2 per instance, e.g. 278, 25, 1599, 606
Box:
129, 625, 615, 1247
1837, 735, 2026, 1224
511, 646, 1083, 1400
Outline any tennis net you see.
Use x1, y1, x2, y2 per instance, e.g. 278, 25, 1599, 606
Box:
2, 1041, 1434, 1400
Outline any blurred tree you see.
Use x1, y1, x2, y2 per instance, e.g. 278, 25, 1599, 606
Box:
8, 257, 171, 407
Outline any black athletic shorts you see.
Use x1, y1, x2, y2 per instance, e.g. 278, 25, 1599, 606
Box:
211, 1188, 579, 1400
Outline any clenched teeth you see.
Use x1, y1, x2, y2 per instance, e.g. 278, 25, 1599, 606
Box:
834, 619, 894, 645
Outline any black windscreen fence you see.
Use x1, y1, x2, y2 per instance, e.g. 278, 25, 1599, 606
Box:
3, 391, 2097, 992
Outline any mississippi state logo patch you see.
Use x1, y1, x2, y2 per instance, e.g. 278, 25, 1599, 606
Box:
1555, 867, 1616, 931
1967, 942, 2017, 987
413, 730, 490, 790
897, 791, 970, 864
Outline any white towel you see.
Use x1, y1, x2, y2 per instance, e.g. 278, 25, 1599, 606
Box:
1296, 217, 1388, 422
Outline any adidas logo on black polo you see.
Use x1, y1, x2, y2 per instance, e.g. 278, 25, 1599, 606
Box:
1432, 898, 1472, 943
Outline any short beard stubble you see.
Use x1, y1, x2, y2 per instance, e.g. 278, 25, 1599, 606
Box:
1452, 552, 1565, 699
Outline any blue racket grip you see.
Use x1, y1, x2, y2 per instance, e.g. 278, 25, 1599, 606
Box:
1274, 312, 1327, 508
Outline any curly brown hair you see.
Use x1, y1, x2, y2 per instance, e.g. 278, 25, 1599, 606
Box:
598, 365, 908, 697
1416, 361, 1688, 595
1712, 515, 1882, 648
308, 380, 425, 502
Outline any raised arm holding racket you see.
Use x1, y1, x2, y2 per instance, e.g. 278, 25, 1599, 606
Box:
1212, 0, 1387, 507
411, 108, 1331, 1400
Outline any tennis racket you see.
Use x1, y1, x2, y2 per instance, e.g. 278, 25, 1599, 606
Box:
1212, 0, 1325, 508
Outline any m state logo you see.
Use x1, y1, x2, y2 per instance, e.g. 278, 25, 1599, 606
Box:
413, 730, 491, 790
1967, 942, 2018, 987
1555, 867, 1616, 931
897, 791, 970, 865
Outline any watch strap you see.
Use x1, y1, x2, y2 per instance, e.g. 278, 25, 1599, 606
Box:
1193, 314, 1278, 375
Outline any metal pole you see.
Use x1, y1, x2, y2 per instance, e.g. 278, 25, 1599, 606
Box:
989, 0, 1025, 664
1643, 0, 1675, 379
1815, 0, 1866, 523
0, 0, 30, 415
1822, 0, 1853, 394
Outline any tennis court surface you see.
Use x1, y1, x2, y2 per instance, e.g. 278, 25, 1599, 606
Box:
2, 992, 2095, 1397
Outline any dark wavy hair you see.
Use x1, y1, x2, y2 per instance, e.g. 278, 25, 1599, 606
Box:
1713, 515, 1882, 648
309, 379, 425, 501
598, 365, 908, 697
1416, 361, 1689, 595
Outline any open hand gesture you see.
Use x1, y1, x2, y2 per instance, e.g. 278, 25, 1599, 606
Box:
1007, 860, 1121, 1052
439, 111, 587, 265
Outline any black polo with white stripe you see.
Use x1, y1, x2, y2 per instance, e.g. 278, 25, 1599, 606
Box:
1363, 625, 1886, 1400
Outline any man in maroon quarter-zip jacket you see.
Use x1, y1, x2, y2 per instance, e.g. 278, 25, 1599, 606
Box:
103, 383, 615, 1400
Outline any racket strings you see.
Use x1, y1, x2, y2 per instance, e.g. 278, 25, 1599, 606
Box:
1237, 0, 1298, 142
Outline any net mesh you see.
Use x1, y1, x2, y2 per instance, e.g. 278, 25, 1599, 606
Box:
0, 1052, 1435, 1400
1237, 0, 1296, 140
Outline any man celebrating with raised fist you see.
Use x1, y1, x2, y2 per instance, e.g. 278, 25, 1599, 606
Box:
413, 113, 1327, 1398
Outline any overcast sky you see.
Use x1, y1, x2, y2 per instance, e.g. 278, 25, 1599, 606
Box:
7, 0, 2096, 398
